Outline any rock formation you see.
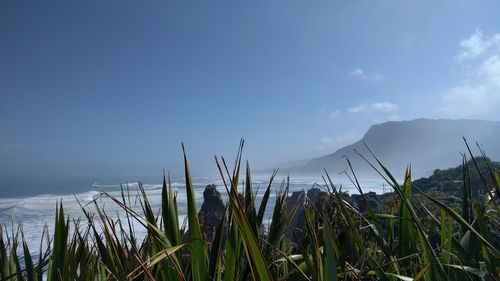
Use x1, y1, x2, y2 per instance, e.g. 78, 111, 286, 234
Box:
198, 184, 226, 241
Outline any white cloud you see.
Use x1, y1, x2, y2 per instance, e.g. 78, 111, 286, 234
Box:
350, 68, 364, 76
371, 102, 398, 111
348, 101, 398, 113
349, 68, 384, 82
439, 55, 500, 116
348, 104, 369, 113
438, 29, 500, 117
455, 28, 500, 62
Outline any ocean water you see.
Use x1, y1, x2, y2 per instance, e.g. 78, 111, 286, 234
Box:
0, 174, 386, 259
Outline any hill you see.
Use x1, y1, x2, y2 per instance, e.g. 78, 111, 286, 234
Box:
286, 118, 500, 178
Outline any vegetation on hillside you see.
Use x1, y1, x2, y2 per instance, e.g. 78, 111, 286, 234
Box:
0, 140, 499, 280
414, 156, 500, 195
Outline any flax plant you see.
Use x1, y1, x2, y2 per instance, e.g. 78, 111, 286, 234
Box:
0, 140, 498, 280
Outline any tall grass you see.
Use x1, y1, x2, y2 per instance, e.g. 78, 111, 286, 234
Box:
0, 140, 498, 280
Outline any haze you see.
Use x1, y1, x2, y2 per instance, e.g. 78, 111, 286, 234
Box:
1, 1, 499, 184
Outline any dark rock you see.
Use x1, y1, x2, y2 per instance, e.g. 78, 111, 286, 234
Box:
307, 188, 329, 210
198, 184, 226, 241
286, 191, 305, 243
349, 191, 382, 212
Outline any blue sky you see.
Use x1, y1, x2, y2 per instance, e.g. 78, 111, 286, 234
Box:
1, 0, 499, 180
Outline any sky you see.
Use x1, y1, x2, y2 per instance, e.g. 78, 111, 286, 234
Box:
1, 0, 500, 182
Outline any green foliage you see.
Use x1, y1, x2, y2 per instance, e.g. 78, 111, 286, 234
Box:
414, 156, 500, 196
182, 143, 208, 281
0, 141, 498, 280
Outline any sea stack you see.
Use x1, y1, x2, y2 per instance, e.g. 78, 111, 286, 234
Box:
198, 184, 226, 241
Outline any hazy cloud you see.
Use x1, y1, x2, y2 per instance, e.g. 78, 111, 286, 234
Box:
320, 137, 333, 145
439, 55, 500, 116
400, 33, 418, 49
320, 108, 341, 120
349, 68, 384, 82
329, 110, 341, 119
320, 107, 326, 115
374, 114, 403, 123
348, 101, 398, 113
317, 132, 361, 151
438, 29, 500, 117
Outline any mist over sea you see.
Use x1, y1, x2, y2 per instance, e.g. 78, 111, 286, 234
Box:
0, 174, 386, 257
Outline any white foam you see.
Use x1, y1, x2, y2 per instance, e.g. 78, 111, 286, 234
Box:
0, 177, 385, 259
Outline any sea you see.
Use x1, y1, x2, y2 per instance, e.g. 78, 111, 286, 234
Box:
0, 174, 387, 259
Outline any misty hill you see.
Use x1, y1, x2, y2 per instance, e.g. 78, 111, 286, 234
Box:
287, 119, 500, 178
